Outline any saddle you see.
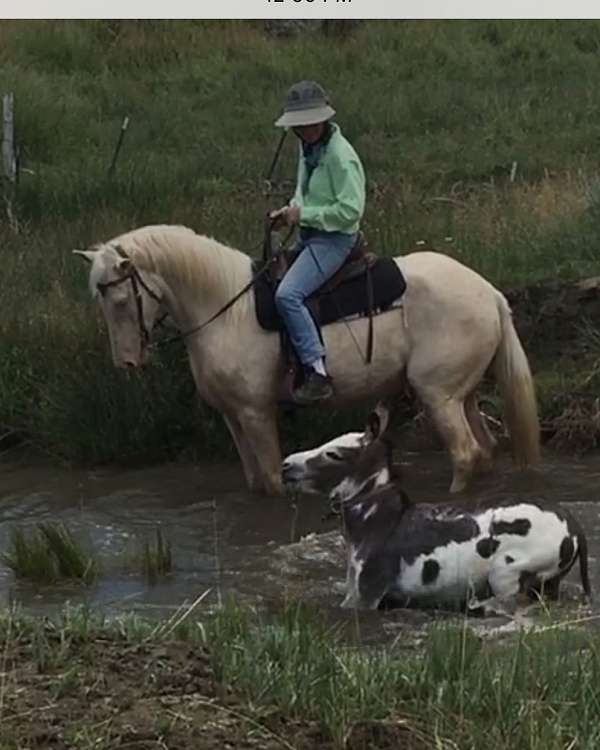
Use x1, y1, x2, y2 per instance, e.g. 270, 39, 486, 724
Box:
269, 231, 377, 290
253, 232, 407, 404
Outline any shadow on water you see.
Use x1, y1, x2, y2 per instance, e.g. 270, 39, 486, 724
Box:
0, 448, 598, 641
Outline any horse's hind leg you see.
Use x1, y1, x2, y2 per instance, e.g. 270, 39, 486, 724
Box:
464, 391, 497, 469
422, 395, 482, 493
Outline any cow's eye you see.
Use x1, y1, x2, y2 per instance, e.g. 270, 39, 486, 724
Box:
326, 451, 344, 462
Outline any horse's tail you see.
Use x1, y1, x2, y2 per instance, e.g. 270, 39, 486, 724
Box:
493, 292, 540, 468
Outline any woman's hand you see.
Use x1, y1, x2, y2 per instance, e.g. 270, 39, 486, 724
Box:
269, 205, 301, 228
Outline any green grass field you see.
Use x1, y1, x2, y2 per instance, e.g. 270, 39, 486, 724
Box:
1, 20, 600, 462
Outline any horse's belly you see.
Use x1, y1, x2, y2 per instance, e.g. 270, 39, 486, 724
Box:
324, 307, 409, 400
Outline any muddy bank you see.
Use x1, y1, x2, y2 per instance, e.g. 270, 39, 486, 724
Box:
0, 621, 421, 750
506, 276, 600, 362
0, 600, 595, 750
503, 276, 600, 451
0, 633, 312, 750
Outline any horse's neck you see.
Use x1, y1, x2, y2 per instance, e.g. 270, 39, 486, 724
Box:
159, 242, 252, 336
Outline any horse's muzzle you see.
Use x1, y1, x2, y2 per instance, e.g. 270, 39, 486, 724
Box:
118, 348, 148, 369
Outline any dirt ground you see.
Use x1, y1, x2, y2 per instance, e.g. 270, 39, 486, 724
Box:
0, 632, 424, 750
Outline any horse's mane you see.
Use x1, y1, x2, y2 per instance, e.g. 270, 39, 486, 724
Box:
92, 225, 252, 309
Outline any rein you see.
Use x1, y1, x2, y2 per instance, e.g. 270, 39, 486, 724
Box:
149, 250, 274, 349
152, 223, 295, 349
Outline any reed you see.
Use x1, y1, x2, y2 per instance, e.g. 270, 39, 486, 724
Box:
2, 523, 98, 584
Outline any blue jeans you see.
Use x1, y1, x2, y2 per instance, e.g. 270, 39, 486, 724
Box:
275, 228, 357, 366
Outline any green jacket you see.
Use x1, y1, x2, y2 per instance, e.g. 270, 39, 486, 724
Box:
291, 123, 366, 235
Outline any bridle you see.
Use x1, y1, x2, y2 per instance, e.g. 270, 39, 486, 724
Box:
96, 249, 163, 348
94, 238, 284, 353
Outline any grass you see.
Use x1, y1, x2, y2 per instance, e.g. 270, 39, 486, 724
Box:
1, 523, 98, 585
0, 600, 599, 748
112, 527, 175, 583
2, 522, 176, 586
152, 601, 600, 749
1, 20, 600, 462
139, 527, 173, 583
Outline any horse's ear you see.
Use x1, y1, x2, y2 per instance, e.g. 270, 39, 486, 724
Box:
365, 402, 390, 443
115, 257, 132, 274
72, 249, 96, 264
111, 244, 132, 274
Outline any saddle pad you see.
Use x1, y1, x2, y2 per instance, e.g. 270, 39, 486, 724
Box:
253, 257, 407, 333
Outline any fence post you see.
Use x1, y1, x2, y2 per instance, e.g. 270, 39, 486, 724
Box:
2, 93, 16, 184
108, 115, 130, 177
2, 92, 20, 232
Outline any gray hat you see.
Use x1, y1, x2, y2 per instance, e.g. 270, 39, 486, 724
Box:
274, 80, 336, 128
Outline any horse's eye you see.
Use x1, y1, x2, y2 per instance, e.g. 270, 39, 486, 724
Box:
326, 451, 344, 462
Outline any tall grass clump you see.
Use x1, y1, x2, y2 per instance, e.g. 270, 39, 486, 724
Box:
2, 523, 98, 584
117, 527, 174, 583
141, 528, 173, 583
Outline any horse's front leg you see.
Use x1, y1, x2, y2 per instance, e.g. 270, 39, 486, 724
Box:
222, 411, 262, 492
236, 407, 283, 496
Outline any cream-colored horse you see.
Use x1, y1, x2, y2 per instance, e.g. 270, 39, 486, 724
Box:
74, 224, 539, 495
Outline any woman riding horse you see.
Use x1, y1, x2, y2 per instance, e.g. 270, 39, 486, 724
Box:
270, 80, 366, 405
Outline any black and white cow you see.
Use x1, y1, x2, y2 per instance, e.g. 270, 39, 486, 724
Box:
282, 405, 592, 611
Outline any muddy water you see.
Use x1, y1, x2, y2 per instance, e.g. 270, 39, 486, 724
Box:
0, 450, 598, 638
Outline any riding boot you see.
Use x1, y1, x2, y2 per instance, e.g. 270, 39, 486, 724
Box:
293, 368, 334, 404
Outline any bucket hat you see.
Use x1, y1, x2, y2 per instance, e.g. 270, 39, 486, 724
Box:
274, 80, 336, 128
